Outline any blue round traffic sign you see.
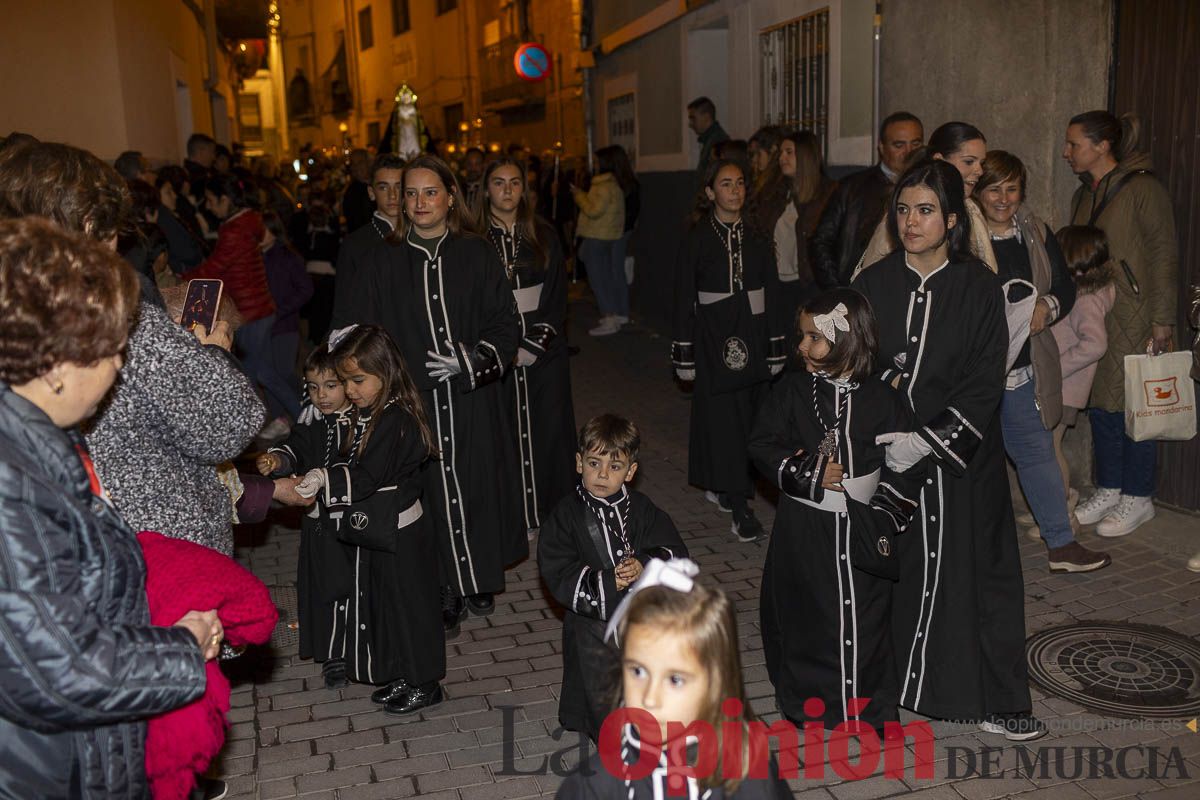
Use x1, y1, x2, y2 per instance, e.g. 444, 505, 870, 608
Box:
514, 43, 551, 83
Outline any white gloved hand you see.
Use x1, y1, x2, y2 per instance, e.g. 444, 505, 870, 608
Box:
297, 403, 321, 426
675, 368, 695, 382
875, 431, 933, 473
769, 362, 784, 376
294, 468, 326, 499
426, 344, 463, 383
515, 348, 537, 368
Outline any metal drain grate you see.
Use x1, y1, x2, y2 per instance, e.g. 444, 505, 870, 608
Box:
269, 585, 299, 651
1026, 622, 1200, 719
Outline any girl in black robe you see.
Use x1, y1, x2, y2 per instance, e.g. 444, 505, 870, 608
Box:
290, 324, 446, 715
335, 155, 524, 631
671, 159, 786, 543
476, 158, 577, 533
852, 160, 1042, 740
259, 345, 355, 689
749, 289, 924, 732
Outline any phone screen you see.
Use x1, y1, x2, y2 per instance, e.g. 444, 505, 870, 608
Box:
180, 279, 223, 333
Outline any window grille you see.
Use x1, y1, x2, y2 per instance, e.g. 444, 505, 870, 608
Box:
759, 9, 829, 155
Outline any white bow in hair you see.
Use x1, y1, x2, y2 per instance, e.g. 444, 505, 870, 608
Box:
604, 558, 700, 643
328, 324, 359, 352
812, 303, 850, 343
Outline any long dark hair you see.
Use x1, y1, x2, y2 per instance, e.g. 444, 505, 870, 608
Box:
472, 157, 547, 269
401, 154, 477, 237
204, 173, 254, 211
1068, 110, 1141, 162
798, 289, 878, 381
927, 121, 986, 158
886, 158, 973, 264
690, 158, 747, 226
331, 325, 437, 459
786, 130, 825, 204
596, 145, 638, 196
262, 209, 301, 257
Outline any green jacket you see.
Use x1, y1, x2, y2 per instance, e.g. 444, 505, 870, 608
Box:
1068, 152, 1179, 411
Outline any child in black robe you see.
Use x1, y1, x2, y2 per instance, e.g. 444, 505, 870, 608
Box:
538, 415, 686, 741
749, 289, 924, 732
258, 343, 355, 689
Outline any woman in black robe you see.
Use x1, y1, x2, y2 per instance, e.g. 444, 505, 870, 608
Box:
334, 155, 524, 632
671, 159, 786, 543
475, 158, 577, 533
852, 159, 1043, 740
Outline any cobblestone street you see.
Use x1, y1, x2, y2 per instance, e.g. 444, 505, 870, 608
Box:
224, 299, 1200, 800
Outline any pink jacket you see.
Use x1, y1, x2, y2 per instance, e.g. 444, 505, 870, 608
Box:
1052, 284, 1115, 410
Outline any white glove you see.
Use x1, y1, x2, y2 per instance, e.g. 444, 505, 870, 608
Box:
675, 368, 695, 382
515, 348, 537, 367
769, 363, 784, 376
425, 344, 463, 383
875, 431, 933, 473
294, 468, 326, 499
297, 403, 321, 426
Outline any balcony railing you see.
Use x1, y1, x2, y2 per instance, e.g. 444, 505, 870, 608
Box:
479, 35, 548, 109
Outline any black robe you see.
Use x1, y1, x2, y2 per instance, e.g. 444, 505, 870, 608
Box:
268, 407, 356, 663
750, 371, 923, 731
556, 725, 793, 800
853, 250, 1030, 721
312, 404, 445, 686
672, 217, 787, 497
487, 219, 578, 529
336, 230, 526, 598
537, 487, 686, 740
330, 212, 393, 332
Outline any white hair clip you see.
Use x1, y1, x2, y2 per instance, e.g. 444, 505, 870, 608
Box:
604, 557, 700, 643
328, 324, 359, 352
812, 303, 850, 343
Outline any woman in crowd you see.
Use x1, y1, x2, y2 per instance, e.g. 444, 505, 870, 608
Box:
974, 150, 1110, 573
610, 145, 641, 289
475, 158, 577, 535
335, 154, 524, 633
672, 158, 785, 544
748, 125, 786, 190
0, 216, 220, 798
853, 159, 1043, 741
572, 146, 627, 336
1063, 111, 1179, 537
184, 173, 299, 435
155, 164, 206, 273
261, 210, 314, 396
118, 178, 169, 307
856, 122, 995, 277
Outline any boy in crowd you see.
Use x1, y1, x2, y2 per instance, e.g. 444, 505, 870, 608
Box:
537, 414, 687, 741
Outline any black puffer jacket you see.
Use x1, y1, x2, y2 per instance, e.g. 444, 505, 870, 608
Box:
0, 383, 206, 799
811, 164, 893, 288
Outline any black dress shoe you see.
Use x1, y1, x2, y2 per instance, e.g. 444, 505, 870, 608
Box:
384, 682, 444, 716
442, 587, 467, 634
466, 592, 495, 615
371, 678, 411, 705
189, 777, 227, 800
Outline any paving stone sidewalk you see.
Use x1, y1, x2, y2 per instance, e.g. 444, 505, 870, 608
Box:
222, 300, 1200, 800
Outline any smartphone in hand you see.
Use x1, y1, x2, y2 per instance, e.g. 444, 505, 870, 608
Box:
180, 279, 223, 333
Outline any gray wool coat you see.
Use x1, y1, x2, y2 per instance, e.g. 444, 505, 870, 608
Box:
86, 301, 266, 554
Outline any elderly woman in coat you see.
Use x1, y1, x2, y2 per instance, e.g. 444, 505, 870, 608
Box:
0, 218, 220, 798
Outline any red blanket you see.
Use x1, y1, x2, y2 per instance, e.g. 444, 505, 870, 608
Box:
137, 531, 279, 799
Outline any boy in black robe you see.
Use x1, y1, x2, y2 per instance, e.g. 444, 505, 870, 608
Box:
537, 415, 687, 741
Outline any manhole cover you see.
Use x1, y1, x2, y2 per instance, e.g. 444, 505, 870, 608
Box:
1026, 622, 1200, 719
269, 585, 299, 651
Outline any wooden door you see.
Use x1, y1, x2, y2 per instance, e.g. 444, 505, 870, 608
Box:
1113, 0, 1200, 510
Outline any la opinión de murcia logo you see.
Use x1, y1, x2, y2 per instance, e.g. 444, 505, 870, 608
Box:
493, 700, 1192, 792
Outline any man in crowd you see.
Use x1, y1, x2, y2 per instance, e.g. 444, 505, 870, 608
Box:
687, 96, 730, 176
331, 153, 405, 324
341, 148, 373, 234
812, 111, 924, 288
461, 146, 485, 209
184, 133, 216, 186
114, 150, 155, 183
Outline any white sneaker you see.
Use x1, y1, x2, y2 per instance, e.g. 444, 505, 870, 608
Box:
1074, 487, 1120, 525
612, 315, 630, 325
1188, 551, 1200, 573
1096, 495, 1155, 538
588, 317, 620, 337
259, 416, 291, 440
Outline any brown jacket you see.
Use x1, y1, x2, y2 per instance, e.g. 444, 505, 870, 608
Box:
1013, 206, 1063, 430
1068, 152, 1179, 411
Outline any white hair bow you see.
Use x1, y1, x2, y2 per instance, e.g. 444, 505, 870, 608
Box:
604, 557, 700, 643
812, 303, 850, 343
328, 324, 359, 352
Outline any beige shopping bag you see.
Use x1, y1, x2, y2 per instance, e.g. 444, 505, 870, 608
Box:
1124, 351, 1197, 441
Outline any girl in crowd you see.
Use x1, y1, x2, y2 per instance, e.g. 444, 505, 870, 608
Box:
558, 559, 792, 799
748, 125, 786, 191
1051, 225, 1116, 534
750, 289, 924, 732
573, 146, 628, 336
258, 343, 354, 689
855, 122, 995, 277
1064, 111, 1178, 537
672, 159, 786, 543
335, 154, 524, 632
475, 158, 577, 534
261, 210, 314, 402
973, 151, 1109, 573
183, 173, 300, 434
0, 217, 219, 797
852, 159, 1044, 741
291, 325, 446, 715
